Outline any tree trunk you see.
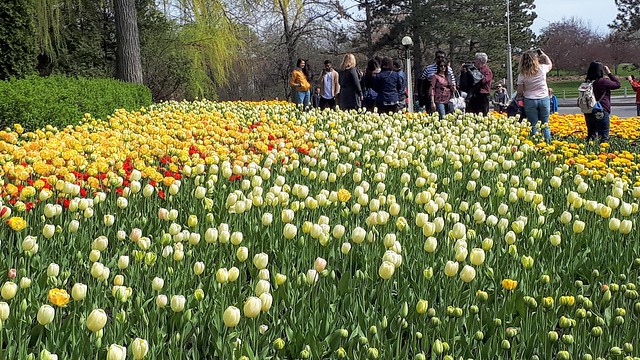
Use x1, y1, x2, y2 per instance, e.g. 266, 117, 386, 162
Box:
114, 0, 143, 83
364, 0, 374, 59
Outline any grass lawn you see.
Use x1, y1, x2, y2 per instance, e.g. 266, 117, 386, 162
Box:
543, 64, 638, 98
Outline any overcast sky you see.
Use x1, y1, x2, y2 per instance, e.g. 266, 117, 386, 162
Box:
531, 0, 618, 34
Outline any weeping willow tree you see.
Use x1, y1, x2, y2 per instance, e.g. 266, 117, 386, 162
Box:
31, 0, 244, 98
31, 0, 64, 59
164, 0, 243, 98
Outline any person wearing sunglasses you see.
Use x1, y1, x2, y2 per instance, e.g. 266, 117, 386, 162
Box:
430, 59, 455, 117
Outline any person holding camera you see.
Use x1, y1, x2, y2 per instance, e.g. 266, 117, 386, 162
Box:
516, 49, 553, 142
628, 75, 640, 116
584, 61, 620, 142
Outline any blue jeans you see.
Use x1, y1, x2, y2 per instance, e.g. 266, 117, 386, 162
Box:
584, 111, 610, 141
294, 90, 310, 107
636, 104, 640, 116
524, 97, 551, 142
435, 103, 450, 118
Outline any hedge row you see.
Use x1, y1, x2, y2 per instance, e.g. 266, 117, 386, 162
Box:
0, 75, 152, 131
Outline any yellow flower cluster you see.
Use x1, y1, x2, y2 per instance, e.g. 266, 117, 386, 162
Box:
548, 113, 640, 139
515, 113, 640, 185
0, 100, 315, 192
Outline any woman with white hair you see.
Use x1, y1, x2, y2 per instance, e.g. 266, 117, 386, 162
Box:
467, 52, 493, 115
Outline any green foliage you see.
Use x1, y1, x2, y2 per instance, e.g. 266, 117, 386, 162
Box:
0, 75, 152, 131
29, 0, 244, 100
611, 0, 640, 36
138, 5, 191, 101
0, 0, 37, 80
367, 0, 536, 81
46, 0, 116, 78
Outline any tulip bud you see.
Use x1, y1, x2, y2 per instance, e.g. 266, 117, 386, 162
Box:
42, 224, 55, 239
423, 267, 433, 280
255, 279, 270, 295
274, 273, 287, 286
223, 306, 241, 327
243, 296, 262, 318
47, 263, 60, 277
230, 231, 243, 245
86, 309, 108, 332
19, 277, 31, 289
416, 299, 428, 314
423, 237, 437, 253
155, 295, 167, 308
1, 282, 18, 300
106, 344, 126, 360
272, 337, 285, 351
253, 253, 269, 269
305, 269, 319, 284
378, 261, 395, 280
193, 261, 205, 276
433, 339, 444, 355
444, 261, 458, 277
470, 248, 485, 265
170, 295, 186, 312
459, 265, 476, 283
283, 224, 297, 240
314, 257, 327, 272
129, 338, 149, 360
340, 242, 351, 255
521, 255, 534, 269
0, 302, 9, 321
37, 305, 55, 325
71, 283, 87, 301
259, 292, 273, 312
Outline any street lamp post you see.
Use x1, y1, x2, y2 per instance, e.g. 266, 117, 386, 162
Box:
506, 0, 514, 96
402, 36, 414, 112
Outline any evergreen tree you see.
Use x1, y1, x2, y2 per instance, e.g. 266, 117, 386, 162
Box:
610, 0, 640, 39
365, 0, 536, 80
0, 0, 37, 79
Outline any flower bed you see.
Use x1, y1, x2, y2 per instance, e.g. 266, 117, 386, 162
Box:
0, 101, 639, 359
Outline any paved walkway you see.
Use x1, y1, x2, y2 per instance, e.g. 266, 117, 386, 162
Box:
557, 95, 636, 107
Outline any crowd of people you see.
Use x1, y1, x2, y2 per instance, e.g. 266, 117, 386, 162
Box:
291, 49, 629, 143
291, 51, 499, 117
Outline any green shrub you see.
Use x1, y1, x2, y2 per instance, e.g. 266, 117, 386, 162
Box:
0, 75, 152, 131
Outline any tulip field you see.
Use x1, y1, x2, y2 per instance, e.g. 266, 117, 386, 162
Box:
2, 100, 640, 360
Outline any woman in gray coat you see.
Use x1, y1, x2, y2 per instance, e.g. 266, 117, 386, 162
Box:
338, 53, 363, 110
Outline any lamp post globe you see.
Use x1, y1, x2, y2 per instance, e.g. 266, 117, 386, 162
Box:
401, 36, 414, 112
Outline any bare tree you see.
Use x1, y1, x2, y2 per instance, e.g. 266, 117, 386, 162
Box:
227, 0, 344, 99
540, 17, 601, 75
601, 32, 638, 73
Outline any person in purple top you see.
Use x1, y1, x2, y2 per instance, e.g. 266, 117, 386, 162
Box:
584, 61, 620, 142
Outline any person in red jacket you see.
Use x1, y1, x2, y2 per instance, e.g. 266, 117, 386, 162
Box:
627, 75, 640, 116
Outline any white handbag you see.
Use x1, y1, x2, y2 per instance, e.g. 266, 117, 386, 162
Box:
449, 91, 466, 111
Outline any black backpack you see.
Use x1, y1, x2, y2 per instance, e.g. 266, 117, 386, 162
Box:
459, 63, 484, 95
